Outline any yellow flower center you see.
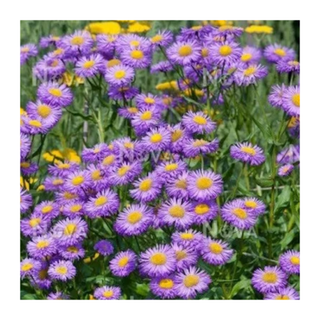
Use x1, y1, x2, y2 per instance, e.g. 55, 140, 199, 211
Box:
95, 196, 108, 206
29, 120, 42, 128
151, 35, 163, 43
103, 155, 115, 166
118, 256, 129, 267
49, 88, 62, 97
124, 142, 134, 149
130, 40, 140, 46
171, 129, 183, 142
22, 263, 33, 271
219, 45, 232, 56
241, 146, 256, 155
20, 162, 31, 168
29, 218, 41, 227
83, 60, 95, 69
53, 179, 64, 186
107, 59, 121, 68
292, 94, 300, 107
232, 208, 247, 219
127, 107, 138, 114
262, 272, 278, 283
41, 205, 53, 214
196, 177, 213, 190
290, 256, 300, 265
150, 133, 163, 143
159, 279, 174, 289
150, 253, 167, 265
274, 48, 286, 57
140, 110, 152, 120
91, 170, 101, 181
183, 275, 199, 288
288, 60, 299, 66
165, 163, 178, 171
145, 97, 155, 104
51, 60, 59, 67
21, 47, 30, 53
53, 48, 63, 56
245, 200, 257, 208
36, 240, 49, 249
37, 105, 52, 118
201, 48, 209, 57
58, 163, 70, 169
139, 178, 153, 191
193, 139, 208, 147
192, 26, 202, 31
67, 246, 79, 253
63, 191, 77, 199
56, 266, 68, 275
70, 204, 82, 213
175, 179, 187, 189
127, 211, 143, 224
244, 66, 256, 76
131, 50, 144, 60
118, 165, 130, 177
114, 70, 126, 79
193, 115, 207, 125
64, 223, 77, 235
71, 36, 84, 45
176, 250, 187, 261
275, 295, 290, 300
103, 290, 113, 298
241, 53, 252, 62
180, 233, 194, 240
169, 205, 185, 218
72, 175, 84, 186
195, 204, 210, 215
209, 243, 223, 254
178, 45, 193, 57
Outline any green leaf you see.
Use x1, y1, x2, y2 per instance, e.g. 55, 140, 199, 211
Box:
135, 283, 149, 297
280, 229, 296, 250
254, 177, 274, 187
275, 186, 291, 213
230, 279, 251, 298
21, 293, 37, 300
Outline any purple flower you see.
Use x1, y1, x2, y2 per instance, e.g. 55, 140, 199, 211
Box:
141, 127, 171, 152
21, 213, 49, 237
165, 171, 189, 200
268, 84, 287, 108
110, 250, 137, 277
230, 142, 265, 166
59, 30, 93, 56
276, 60, 300, 74
150, 276, 178, 299
131, 107, 161, 136
151, 61, 173, 73
277, 145, 300, 164
278, 164, 295, 177
75, 54, 105, 78
47, 292, 70, 300
167, 40, 202, 66
120, 47, 152, 69
201, 237, 233, 265
210, 41, 242, 66
27, 235, 57, 259
21, 44, 38, 65
20, 161, 38, 176
37, 82, 73, 108
82, 143, 110, 163
94, 240, 114, 256
191, 200, 218, 225
20, 187, 32, 213
20, 133, 31, 160
264, 286, 299, 300
150, 30, 174, 48
20, 258, 41, 279
94, 286, 121, 300
234, 64, 268, 86
104, 64, 135, 86
130, 173, 162, 202
282, 85, 300, 116
33, 56, 66, 80
171, 243, 198, 271
171, 229, 204, 251
183, 138, 219, 158
264, 44, 295, 63
109, 85, 139, 101
109, 161, 142, 186
59, 243, 85, 261
242, 197, 266, 217
34, 200, 60, 220
240, 46, 262, 64
48, 260, 76, 281
279, 250, 300, 274
48, 161, 80, 178
182, 111, 216, 134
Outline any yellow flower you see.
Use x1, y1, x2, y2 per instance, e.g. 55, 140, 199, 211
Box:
245, 25, 273, 34
37, 185, 45, 191
210, 20, 233, 27
62, 72, 84, 87
86, 22, 121, 35
127, 22, 151, 33
20, 177, 38, 191
83, 253, 100, 264
155, 81, 178, 91
183, 88, 204, 97
89, 295, 96, 300
20, 108, 27, 116
288, 116, 299, 128
43, 148, 81, 164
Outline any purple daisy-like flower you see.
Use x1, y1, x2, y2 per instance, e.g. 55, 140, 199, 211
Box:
135, 93, 164, 111
183, 138, 219, 158
158, 198, 194, 230
288, 116, 300, 138
20, 258, 41, 279
108, 85, 139, 101
20, 187, 32, 213
130, 173, 162, 202
210, 41, 242, 66
33, 56, 66, 80
155, 160, 188, 182
20, 133, 31, 160
82, 143, 110, 163
39, 35, 61, 48
96, 34, 117, 57
151, 61, 174, 74
20, 115, 51, 135
34, 200, 60, 220
175, 266, 211, 299
20, 43, 38, 65
240, 46, 262, 64
278, 164, 295, 177
118, 106, 139, 119
279, 250, 300, 274
264, 44, 296, 63
21, 213, 49, 237
59, 243, 85, 261
192, 200, 218, 225
178, 25, 213, 41
62, 200, 86, 218
31, 262, 52, 290
20, 161, 38, 176
43, 176, 66, 192
65, 170, 91, 194
167, 40, 202, 66
115, 34, 150, 52
114, 203, 153, 236
187, 169, 223, 201
171, 229, 204, 251
165, 171, 189, 200
264, 286, 300, 300
110, 250, 137, 277
85, 189, 120, 218
221, 199, 257, 230
277, 145, 300, 164
94, 286, 121, 300
27, 235, 57, 259
242, 197, 266, 216
167, 123, 190, 153
48, 260, 76, 281
142, 127, 171, 152
201, 237, 233, 265
51, 217, 88, 246
85, 164, 110, 191
139, 244, 176, 277
94, 240, 114, 256
131, 107, 161, 136
171, 243, 198, 271
48, 161, 80, 178
234, 64, 268, 86
109, 161, 142, 186
37, 82, 73, 108
150, 30, 174, 48
252, 266, 287, 294
59, 30, 93, 56
182, 111, 216, 134
230, 142, 265, 166
276, 60, 300, 74
120, 47, 152, 69
213, 25, 244, 38
150, 275, 178, 299
104, 64, 135, 86
268, 84, 287, 108
75, 54, 105, 78
47, 292, 70, 300
282, 85, 300, 116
